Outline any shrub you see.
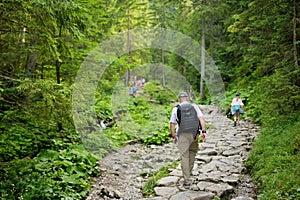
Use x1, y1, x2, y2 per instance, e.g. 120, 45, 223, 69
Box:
0, 145, 99, 199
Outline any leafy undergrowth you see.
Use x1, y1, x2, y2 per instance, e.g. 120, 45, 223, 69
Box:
245, 113, 300, 200
102, 93, 175, 147
0, 144, 99, 199
0, 81, 100, 200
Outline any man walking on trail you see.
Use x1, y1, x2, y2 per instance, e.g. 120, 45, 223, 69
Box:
169, 92, 206, 189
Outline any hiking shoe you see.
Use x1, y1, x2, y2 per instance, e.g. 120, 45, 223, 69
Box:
233, 121, 236, 127
183, 183, 190, 189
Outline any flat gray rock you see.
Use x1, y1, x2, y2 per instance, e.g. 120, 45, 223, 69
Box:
170, 191, 214, 200
157, 176, 179, 186
154, 186, 179, 198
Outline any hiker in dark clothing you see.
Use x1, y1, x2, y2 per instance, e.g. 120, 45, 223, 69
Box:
169, 92, 206, 189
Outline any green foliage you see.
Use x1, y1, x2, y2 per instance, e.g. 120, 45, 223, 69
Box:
0, 122, 45, 162
142, 123, 171, 145
252, 72, 300, 125
95, 97, 113, 121
0, 79, 99, 199
114, 95, 172, 146
0, 145, 98, 200
102, 126, 133, 148
142, 162, 178, 197
0, 79, 74, 162
143, 82, 165, 97
128, 96, 151, 122
143, 82, 177, 105
94, 93, 174, 148
0, 81, 3, 100
156, 90, 176, 105
81, 132, 116, 159
245, 113, 300, 200
215, 1, 300, 198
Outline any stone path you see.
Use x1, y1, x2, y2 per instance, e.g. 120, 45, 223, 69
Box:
86, 105, 259, 200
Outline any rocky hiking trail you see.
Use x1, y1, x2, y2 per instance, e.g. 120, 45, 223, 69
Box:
86, 105, 259, 200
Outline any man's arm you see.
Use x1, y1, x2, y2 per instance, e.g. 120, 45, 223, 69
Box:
199, 116, 206, 131
170, 122, 176, 138
194, 104, 206, 132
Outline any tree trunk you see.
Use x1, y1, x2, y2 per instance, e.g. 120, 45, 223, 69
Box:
161, 13, 165, 87
292, 0, 298, 68
200, 2, 206, 100
56, 25, 63, 84
56, 25, 62, 131
40, 65, 44, 79
210, 12, 215, 62
25, 36, 37, 78
55, 60, 61, 84
125, 8, 131, 87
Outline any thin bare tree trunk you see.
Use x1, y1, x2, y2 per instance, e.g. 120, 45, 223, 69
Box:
56, 61, 61, 84
125, 8, 131, 87
200, 1, 206, 100
210, 11, 215, 63
161, 13, 165, 87
56, 25, 62, 84
292, 0, 298, 68
25, 36, 37, 78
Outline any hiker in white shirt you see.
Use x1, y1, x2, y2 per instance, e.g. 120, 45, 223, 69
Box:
231, 93, 245, 126
169, 92, 206, 189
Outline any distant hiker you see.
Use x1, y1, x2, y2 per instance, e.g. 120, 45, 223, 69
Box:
231, 93, 245, 126
128, 86, 136, 97
129, 79, 137, 97
169, 92, 206, 189
141, 78, 146, 87
131, 85, 137, 96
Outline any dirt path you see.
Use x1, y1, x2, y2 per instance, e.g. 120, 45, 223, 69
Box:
86, 105, 259, 200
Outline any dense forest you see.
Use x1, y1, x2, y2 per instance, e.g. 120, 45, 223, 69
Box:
0, 0, 299, 199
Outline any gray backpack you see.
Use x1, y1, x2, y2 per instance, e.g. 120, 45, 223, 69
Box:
176, 103, 201, 136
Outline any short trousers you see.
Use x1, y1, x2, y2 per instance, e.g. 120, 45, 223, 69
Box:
232, 105, 244, 115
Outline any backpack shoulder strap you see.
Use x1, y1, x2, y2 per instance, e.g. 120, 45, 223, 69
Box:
176, 104, 181, 125
193, 104, 202, 131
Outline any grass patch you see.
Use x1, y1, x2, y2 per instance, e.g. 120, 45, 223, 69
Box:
245, 114, 300, 200
142, 162, 179, 197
